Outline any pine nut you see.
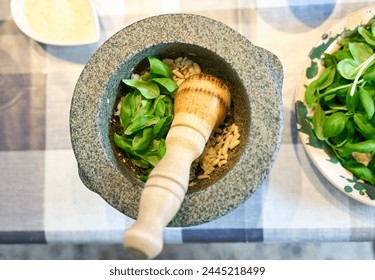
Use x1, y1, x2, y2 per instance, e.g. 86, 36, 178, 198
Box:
226, 134, 234, 142
189, 66, 196, 74
211, 158, 220, 167
218, 160, 227, 167
222, 141, 229, 157
231, 133, 240, 142
172, 69, 184, 79
193, 62, 201, 74
229, 140, 240, 150
184, 60, 193, 69
175, 57, 183, 63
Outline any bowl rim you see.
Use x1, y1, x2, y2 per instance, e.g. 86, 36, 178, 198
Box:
70, 13, 284, 226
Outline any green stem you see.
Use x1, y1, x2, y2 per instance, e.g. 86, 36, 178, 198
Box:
324, 83, 353, 94
350, 53, 375, 96
316, 80, 364, 102
324, 139, 346, 158
324, 107, 349, 114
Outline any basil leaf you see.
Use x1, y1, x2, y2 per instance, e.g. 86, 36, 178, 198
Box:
323, 53, 337, 68
337, 58, 360, 80
153, 115, 173, 139
132, 127, 153, 152
323, 112, 347, 138
344, 139, 375, 153
359, 87, 375, 119
305, 81, 318, 108
151, 78, 178, 94
353, 113, 375, 139
128, 91, 138, 118
349, 42, 373, 64
157, 139, 166, 159
132, 96, 153, 120
332, 125, 350, 147
358, 26, 375, 46
363, 64, 375, 81
346, 86, 359, 112
136, 150, 160, 167
139, 175, 148, 182
114, 133, 133, 154
312, 102, 326, 140
368, 157, 375, 173
148, 56, 173, 78
120, 93, 133, 130
305, 65, 336, 107
345, 119, 356, 144
148, 139, 160, 151
154, 97, 166, 118
122, 79, 160, 99
131, 157, 151, 169
335, 146, 352, 159
163, 95, 173, 116
317, 65, 336, 89
332, 49, 352, 61
124, 115, 160, 135
341, 159, 375, 185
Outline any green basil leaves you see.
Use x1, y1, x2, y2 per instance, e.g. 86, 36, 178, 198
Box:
148, 56, 173, 78
305, 20, 375, 186
114, 56, 177, 179
337, 42, 374, 80
122, 79, 160, 99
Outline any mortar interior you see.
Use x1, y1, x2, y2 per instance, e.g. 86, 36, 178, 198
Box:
106, 42, 250, 193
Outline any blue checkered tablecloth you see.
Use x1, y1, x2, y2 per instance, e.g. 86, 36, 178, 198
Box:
1, 0, 375, 245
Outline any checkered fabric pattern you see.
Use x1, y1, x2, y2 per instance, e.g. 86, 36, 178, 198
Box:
1, 0, 375, 244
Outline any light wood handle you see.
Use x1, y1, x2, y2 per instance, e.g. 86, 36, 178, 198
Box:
124, 125, 206, 259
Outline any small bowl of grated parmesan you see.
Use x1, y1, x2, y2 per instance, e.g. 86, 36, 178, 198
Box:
70, 14, 284, 226
11, 0, 100, 46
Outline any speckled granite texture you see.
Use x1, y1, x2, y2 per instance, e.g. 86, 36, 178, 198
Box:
70, 14, 283, 226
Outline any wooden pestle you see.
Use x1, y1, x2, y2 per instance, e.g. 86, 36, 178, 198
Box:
124, 73, 231, 259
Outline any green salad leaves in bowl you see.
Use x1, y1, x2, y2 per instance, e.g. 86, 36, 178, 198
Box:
296, 6, 375, 205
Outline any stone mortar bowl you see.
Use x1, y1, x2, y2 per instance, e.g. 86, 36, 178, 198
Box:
70, 14, 284, 227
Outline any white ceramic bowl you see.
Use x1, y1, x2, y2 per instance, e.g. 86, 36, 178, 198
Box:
11, 0, 100, 46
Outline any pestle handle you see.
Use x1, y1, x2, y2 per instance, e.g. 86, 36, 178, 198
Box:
124, 73, 231, 259
124, 125, 206, 259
